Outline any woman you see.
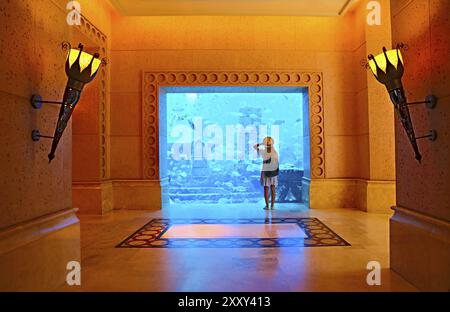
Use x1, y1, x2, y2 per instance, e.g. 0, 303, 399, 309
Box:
254, 137, 279, 210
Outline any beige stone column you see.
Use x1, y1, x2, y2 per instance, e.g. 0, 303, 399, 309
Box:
363, 0, 396, 213
71, 27, 113, 215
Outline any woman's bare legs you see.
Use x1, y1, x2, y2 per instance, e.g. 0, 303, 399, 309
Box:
270, 185, 276, 209
264, 186, 269, 209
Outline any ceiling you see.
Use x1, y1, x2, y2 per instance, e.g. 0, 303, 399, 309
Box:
109, 0, 355, 16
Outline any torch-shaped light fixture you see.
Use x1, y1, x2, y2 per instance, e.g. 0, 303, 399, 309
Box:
367, 45, 437, 163
31, 42, 104, 162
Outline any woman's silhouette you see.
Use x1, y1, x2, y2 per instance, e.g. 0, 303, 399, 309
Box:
254, 137, 279, 210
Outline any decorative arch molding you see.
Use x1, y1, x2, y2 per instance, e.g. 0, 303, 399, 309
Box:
142, 71, 325, 181
75, 14, 109, 179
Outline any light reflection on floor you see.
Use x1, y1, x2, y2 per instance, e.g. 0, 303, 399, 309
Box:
162, 223, 308, 238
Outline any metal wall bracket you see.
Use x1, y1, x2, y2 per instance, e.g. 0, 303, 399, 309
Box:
415, 130, 437, 142
407, 94, 437, 109
31, 94, 63, 109
31, 130, 54, 142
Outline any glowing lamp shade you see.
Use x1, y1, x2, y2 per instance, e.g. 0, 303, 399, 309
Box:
367, 45, 427, 163
65, 45, 101, 91
368, 47, 404, 92
67, 49, 102, 77
46, 43, 103, 163
368, 49, 403, 75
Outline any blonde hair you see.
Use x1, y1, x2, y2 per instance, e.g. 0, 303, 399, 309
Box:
263, 137, 275, 153
263, 136, 274, 146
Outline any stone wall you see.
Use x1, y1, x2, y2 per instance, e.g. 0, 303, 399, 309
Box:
109, 1, 397, 212
390, 0, 450, 291
0, 0, 113, 291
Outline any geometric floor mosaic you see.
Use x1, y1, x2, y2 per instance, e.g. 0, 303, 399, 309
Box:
116, 218, 350, 248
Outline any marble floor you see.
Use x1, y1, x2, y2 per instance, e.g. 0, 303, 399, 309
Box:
60, 203, 417, 291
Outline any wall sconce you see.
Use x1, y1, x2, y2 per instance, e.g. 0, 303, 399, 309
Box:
367, 44, 438, 163
31, 42, 106, 162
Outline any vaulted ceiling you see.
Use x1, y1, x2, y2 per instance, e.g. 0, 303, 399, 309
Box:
109, 0, 355, 16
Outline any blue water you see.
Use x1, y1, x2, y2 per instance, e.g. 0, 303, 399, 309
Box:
161, 86, 307, 204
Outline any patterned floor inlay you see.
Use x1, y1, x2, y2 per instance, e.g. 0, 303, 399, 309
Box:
117, 218, 350, 248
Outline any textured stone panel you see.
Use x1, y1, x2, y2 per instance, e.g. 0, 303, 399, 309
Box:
74, 15, 109, 179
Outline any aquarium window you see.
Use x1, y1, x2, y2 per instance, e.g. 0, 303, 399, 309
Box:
159, 86, 309, 205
